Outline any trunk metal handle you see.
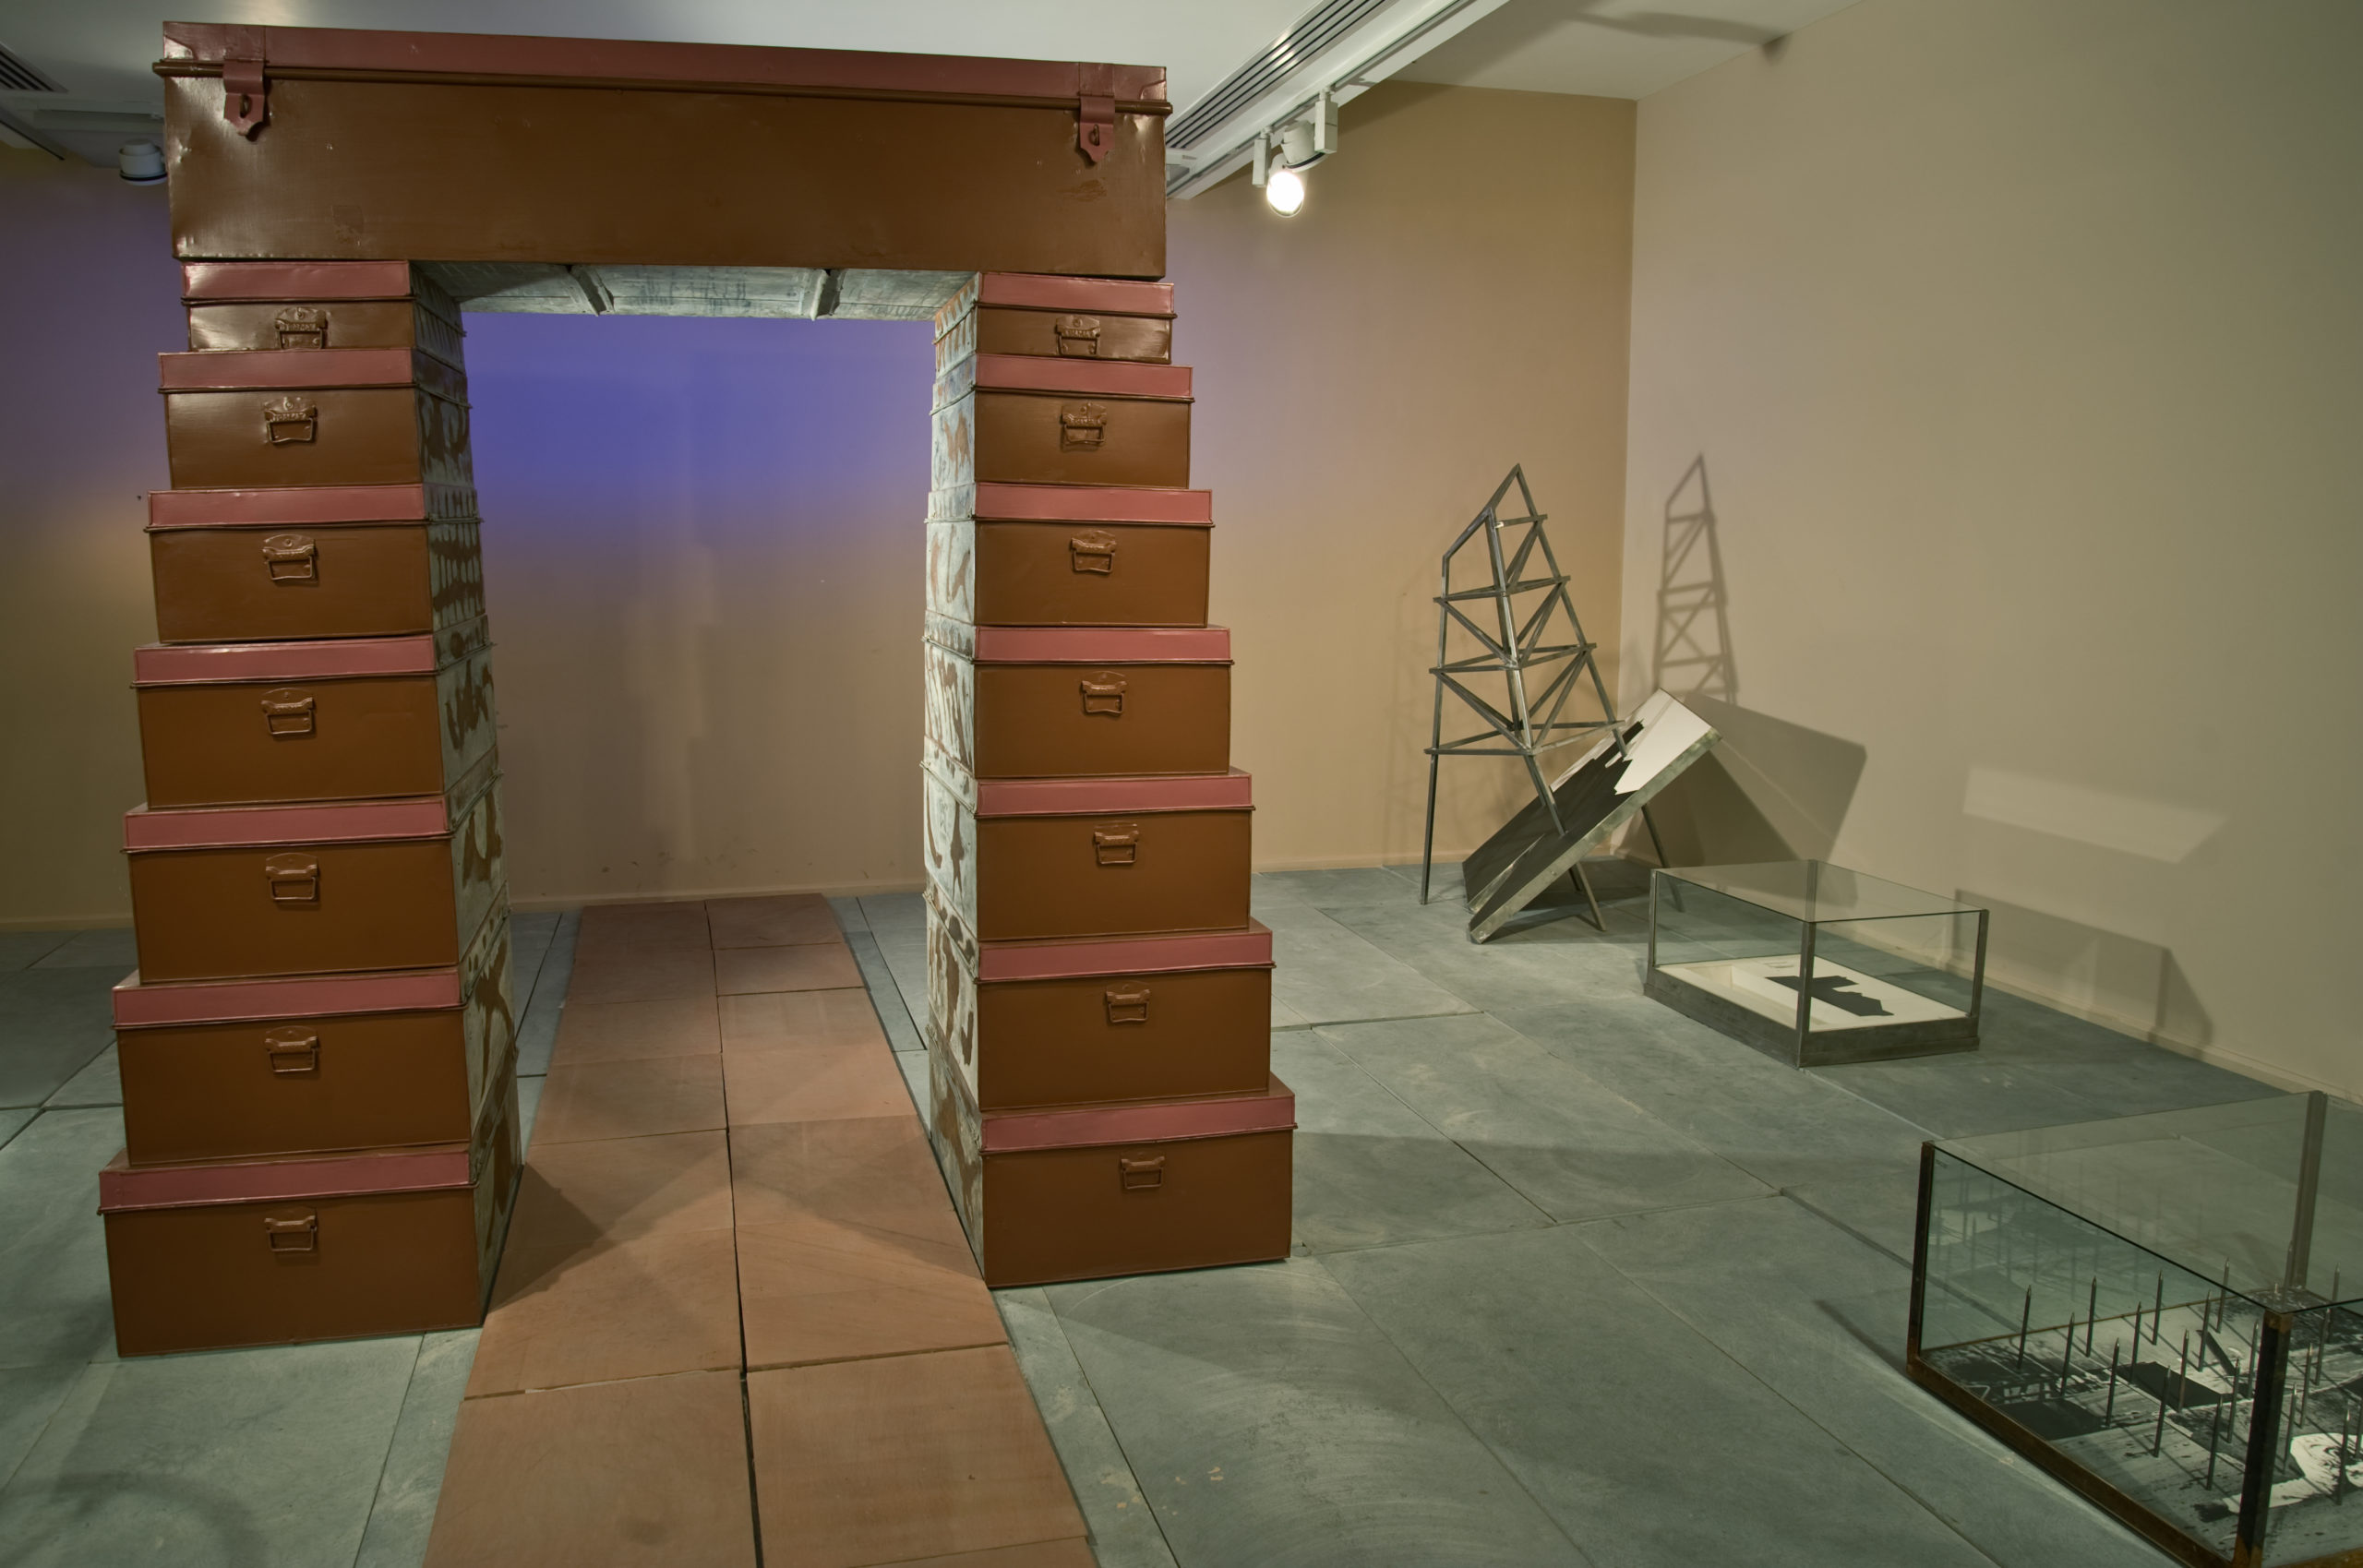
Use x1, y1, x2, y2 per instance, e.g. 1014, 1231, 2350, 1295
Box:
1119, 1155, 1165, 1191
1092, 826, 1139, 867
1080, 673, 1127, 717
1059, 401, 1108, 451
262, 1027, 320, 1075
1104, 985, 1151, 1025
274, 306, 328, 350
263, 1212, 318, 1252
260, 688, 316, 736
1068, 530, 1117, 575
260, 533, 317, 582
1054, 315, 1102, 357
262, 395, 318, 446
264, 853, 320, 904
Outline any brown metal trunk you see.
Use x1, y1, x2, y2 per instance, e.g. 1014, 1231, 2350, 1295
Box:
924, 770, 1253, 943
929, 1049, 1292, 1288
926, 625, 1230, 782
101, 1070, 520, 1356
925, 482, 1212, 628
134, 619, 495, 808
159, 28, 1168, 277
925, 887, 1271, 1111
124, 755, 504, 982
160, 348, 472, 491
149, 485, 483, 643
183, 259, 466, 365
113, 906, 514, 1167
935, 274, 1175, 366
936, 355, 1192, 490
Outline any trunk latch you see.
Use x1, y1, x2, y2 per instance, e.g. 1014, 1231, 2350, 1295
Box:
260, 689, 316, 736
263, 395, 317, 446
260, 533, 317, 581
1092, 825, 1140, 866
1059, 402, 1107, 451
264, 854, 320, 904
1080, 673, 1127, 717
1104, 985, 1151, 1025
1068, 530, 1117, 574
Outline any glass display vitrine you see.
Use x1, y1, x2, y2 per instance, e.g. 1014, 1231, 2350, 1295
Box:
1911, 1095, 2363, 1568
1645, 860, 1985, 1067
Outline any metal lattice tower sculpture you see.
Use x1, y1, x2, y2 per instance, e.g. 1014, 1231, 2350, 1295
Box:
1421, 466, 1652, 923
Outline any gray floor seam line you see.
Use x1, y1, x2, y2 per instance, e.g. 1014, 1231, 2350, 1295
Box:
1029, 1290, 1182, 1565
1562, 1222, 2020, 1568
349, 1337, 430, 1568
1303, 1250, 1605, 1568
0, 1354, 79, 1496
0, 1107, 38, 1153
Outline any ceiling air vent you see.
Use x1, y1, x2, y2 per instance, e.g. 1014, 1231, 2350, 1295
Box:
0, 42, 64, 94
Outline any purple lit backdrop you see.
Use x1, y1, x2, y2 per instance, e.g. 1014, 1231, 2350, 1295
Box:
462, 312, 938, 902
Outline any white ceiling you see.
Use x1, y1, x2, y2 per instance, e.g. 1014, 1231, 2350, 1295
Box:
1398, 0, 1861, 99
0, 0, 1864, 165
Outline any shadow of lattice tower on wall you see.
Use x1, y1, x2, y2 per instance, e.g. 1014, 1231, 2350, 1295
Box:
1654, 456, 1737, 703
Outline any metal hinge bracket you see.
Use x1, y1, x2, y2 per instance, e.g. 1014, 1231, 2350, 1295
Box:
1077, 63, 1115, 164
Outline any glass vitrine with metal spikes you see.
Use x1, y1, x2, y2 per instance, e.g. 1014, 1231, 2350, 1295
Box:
1912, 1093, 2363, 1568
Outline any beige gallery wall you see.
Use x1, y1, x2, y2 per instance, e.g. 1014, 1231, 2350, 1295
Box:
0, 81, 1637, 924
1619, 0, 2363, 1093
0, 155, 176, 928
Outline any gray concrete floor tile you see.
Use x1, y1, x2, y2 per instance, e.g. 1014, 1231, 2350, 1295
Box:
0, 1363, 80, 1490
847, 930, 925, 1054
1319, 901, 1650, 1013
507, 916, 558, 999
1574, 1197, 2176, 1568
872, 929, 932, 1039
1046, 1258, 1587, 1566
0, 1107, 37, 1153
1809, 1052, 2127, 1139
516, 1074, 544, 1155
996, 1287, 1175, 1568
858, 892, 925, 936
1498, 997, 1931, 1190
1253, 868, 1416, 906
1271, 996, 1311, 1030
0, 1107, 125, 1368
1262, 904, 1476, 1027
1324, 1226, 1995, 1568
0, 1336, 419, 1568
1274, 1032, 1552, 1254
1783, 1170, 1925, 1266
43, 1045, 120, 1108
0, 969, 122, 1108
30, 928, 137, 970
894, 1045, 928, 1114
1382, 859, 1464, 903
0, 932, 74, 972
827, 893, 870, 933
354, 1329, 481, 1568
1319, 1013, 1771, 1222
511, 909, 579, 1079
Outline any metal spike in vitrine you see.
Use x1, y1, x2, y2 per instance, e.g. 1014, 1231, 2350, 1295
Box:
1420, 465, 1660, 928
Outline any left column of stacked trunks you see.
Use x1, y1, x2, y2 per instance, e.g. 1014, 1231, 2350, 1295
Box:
100, 261, 522, 1358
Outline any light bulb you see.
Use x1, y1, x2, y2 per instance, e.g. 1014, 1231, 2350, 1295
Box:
1265, 164, 1305, 216
118, 140, 165, 185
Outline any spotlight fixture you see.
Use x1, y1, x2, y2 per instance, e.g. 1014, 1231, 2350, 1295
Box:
1250, 90, 1337, 217
117, 139, 164, 184
1265, 164, 1306, 216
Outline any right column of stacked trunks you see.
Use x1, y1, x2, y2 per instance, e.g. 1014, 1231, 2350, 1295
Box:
921, 273, 1293, 1289
100, 261, 521, 1356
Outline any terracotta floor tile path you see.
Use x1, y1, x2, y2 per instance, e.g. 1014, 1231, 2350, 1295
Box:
422, 897, 1088, 1567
